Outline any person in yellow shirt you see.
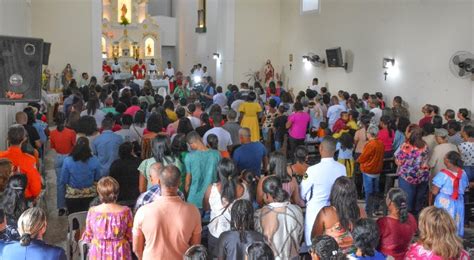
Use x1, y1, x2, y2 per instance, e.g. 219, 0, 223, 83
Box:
239, 92, 262, 142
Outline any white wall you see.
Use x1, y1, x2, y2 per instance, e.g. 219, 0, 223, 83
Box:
153, 15, 177, 46
31, 0, 97, 80
0, 0, 31, 149
149, 0, 172, 17
233, 0, 281, 86
280, 0, 474, 121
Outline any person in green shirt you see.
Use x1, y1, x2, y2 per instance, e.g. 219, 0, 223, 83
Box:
184, 131, 221, 209
173, 82, 190, 100
101, 97, 119, 116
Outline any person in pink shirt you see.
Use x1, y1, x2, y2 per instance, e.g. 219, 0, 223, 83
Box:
404, 206, 469, 260
378, 115, 395, 157
286, 102, 310, 162
124, 97, 141, 117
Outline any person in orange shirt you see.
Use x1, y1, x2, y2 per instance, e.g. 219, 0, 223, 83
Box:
0, 124, 42, 200
50, 112, 76, 215
357, 124, 385, 217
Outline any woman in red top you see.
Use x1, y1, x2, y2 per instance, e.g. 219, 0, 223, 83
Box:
378, 115, 395, 158
50, 112, 76, 215
377, 188, 417, 259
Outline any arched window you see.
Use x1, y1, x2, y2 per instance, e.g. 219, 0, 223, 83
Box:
144, 38, 155, 57
117, 0, 132, 24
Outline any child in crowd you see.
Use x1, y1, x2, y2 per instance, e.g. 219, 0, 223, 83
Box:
432, 151, 469, 237
348, 219, 385, 260
310, 235, 346, 260
347, 110, 359, 135
378, 115, 395, 158
459, 125, 474, 181
309, 101, 324, 131
332, 111, 349, 137
273, 105, 288, 151
317, 122, 330, 141
262, 99, 278, 146
336, 133, 355, 178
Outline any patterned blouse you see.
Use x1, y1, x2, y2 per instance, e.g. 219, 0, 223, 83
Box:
394, 142, 430, 184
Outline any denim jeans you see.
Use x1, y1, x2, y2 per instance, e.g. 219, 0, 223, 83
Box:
363, 173, 380, 214
464, 165, 474, 181
274, 141, 282, 151
55, 154, 67, 209
398, 178, 428, 216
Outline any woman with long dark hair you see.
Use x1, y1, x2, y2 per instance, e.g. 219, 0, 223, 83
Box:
254, 176, 304, 259
287, 146, 309, 184
50, 112, 76, 215
217, 199, 264, 260
432, 151, 469, 237
256, 152, 303, 207
392, 116, 410, 152
203, 158, 250, 257
60, 137, 101, 214
76, 115, 99, 149
80, 93, 105, 128
394, 124, 430, 216
137, 135, 183, 192
312, 176, 364, 253
376, 188, 417, 259
141, 112, 167, 159
378, 115, 395, 157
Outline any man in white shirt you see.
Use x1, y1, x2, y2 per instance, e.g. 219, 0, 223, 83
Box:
213, 86, 227, 109
309, 77, 319, 91
326, 96, 346, 130
148, 58, 158, 75
300, 136, 346, 246
187, 103, 201, 129
369, 96, 383, 125
202, 66, 209, 78
203, 113, 232, 153
111, 58, 121, 79
164, 61, 175, 81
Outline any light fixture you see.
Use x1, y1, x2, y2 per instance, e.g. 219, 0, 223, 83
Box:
383, 58, 396, 80
194, 75, 202, 83
383, 58, 395, 69
302, 54, 326, 65
102, 53, 107, 59
212, 53, 220, 60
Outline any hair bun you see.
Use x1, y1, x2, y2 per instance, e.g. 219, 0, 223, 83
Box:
20, 233, 31, 246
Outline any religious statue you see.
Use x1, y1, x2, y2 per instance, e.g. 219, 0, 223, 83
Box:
121, 4, 127, 19
147, 44, 152, 56
120, 3, 130, 25
61, 64, 74, 87
42, 68, 51, 91
263, 59, 275, 85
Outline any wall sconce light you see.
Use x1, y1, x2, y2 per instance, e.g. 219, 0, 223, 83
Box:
383, 58, 395, 80
302, 54, 326, 65
383, 58, 395, 69
213, 53, 220, 60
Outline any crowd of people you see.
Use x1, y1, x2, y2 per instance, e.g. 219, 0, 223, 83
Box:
0, 65, 473, 260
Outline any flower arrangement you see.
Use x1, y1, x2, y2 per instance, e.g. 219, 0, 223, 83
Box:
120, 16, 130, 26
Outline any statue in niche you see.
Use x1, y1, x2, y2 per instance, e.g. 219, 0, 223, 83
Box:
121, 4, 128, 19
147, 44, 152, 56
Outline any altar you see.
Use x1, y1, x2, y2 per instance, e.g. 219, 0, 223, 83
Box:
101, 0, 162, 73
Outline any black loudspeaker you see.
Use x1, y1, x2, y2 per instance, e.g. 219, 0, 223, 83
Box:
326, 47, 347, 70
0, 36, 48, 103
42, 42, 51, 65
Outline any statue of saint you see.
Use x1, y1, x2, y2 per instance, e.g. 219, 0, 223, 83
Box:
264, 59, 275, 85
121, 4, 128, 19
147, 44, 152, 56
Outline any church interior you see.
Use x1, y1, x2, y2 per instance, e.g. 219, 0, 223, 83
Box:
0, 0, 474, 259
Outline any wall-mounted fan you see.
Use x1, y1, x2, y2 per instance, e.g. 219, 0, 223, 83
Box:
449, 51, 474, 79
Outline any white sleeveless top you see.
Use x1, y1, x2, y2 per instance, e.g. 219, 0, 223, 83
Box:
208, 183, 250, 238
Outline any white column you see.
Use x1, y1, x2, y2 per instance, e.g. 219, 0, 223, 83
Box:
91, 0, 102, 78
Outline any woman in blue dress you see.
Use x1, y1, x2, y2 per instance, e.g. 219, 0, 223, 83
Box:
432, 151, 469, 237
